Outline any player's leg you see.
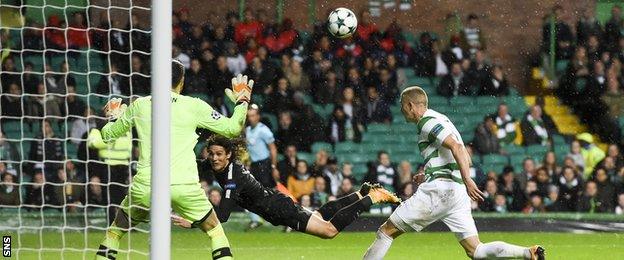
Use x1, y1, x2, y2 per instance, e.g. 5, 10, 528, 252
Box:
172, 184, 233, 260
315, 182, 376, 220
95, 194, 149, 260
464, 236, 544, 260
363, 186, 436, 260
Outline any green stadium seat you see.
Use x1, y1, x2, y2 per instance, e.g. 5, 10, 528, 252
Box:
555, 59, 569, 74
297, 152, 315, 164
475, 96, 501, 107
482, 163, 507, 173
502, 144, 525, 156
335, 142, 361, 154
526, 145, 549, 158
471, 155, 482, 164
351, 163, 369, 180
360, 143, 383, 153
367, 124, 391, 134
552, 134, 566, 146
407, 77, 432, 88
390, 105, 402, 115
339, 153, 371, 164
428, 96, 448, 106
449, 96, 474, 106
261, 113, 278, 131
311, 142, 333, 154
482, 154, 509, 165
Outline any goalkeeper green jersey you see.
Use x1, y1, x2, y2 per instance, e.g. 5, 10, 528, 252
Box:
101, 92, 248, 185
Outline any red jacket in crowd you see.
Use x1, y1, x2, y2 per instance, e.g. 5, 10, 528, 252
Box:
67, 24, 89, 49
44, 16, 66, 49
356, 22, 378, 42
234, 20, 264, 46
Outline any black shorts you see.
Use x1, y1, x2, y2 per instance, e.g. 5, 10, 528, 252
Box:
253, 192, 312, 232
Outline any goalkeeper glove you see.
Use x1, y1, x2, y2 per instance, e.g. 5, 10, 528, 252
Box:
103, 97, 127, 120
225, 74, 254, 104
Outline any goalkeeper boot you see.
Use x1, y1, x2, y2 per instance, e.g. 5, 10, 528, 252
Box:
529, 245, 545, 260
359, 182, 382, 196
368, 187, 401, 204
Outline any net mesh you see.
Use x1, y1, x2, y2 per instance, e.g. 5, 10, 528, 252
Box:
1, 0, 151, 258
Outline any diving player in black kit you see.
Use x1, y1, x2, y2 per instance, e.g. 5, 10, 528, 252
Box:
173, 135, 401, 238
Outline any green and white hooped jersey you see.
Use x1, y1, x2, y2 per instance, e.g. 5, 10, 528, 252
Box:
416, 109, 465, 185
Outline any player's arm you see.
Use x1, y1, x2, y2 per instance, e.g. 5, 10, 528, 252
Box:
101, 98, 136, 143
442, 136, 484, 201
196, 100, 248, 138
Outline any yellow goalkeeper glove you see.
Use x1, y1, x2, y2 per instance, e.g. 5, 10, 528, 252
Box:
103, 97, 127, 120
225, 74, 254, 104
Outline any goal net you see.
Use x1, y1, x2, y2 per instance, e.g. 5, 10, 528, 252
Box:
1, 0, 152, 258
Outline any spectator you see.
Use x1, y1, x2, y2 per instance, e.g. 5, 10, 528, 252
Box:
490, 103, 516, 145
473, 116, 500, 155
172, 45, 191, 69
523, 193, 546, 214
287, 160, 315, 199
479, 179, 498, 212
52, 168, 84, 211
585, 61, 607, 97
616, 193, 624, 214
29, 120, 65, 180
360, 86, 392, 124
109, 19, 131, 71
24, 171, 51, 208
1, 83, 23, 117
234, 9, 263, 47
542, 5, 574, 60
520, 105, 551, 146
339, 87, 363, 123
337, 177, 355, 198
265, 78, 294, 114
65, 86, 86, 120
322, 157, 343, 196
183, 59, 209, 94
399, 182, 415, 201
356, 10, 379, 46
377, 67, 399, 103
0, 173, 20, 206
479, 65, 509, 96
341, 162, 357, 183
364, 151, 400, 193
498, 169, 522, 208
603, 144, 624, 169
275, 111, 301, 152
97, 64, 130, 97
517, 158, 536, 191
326, 105, 362, 144
246, 106, 279, 188
244, 57, 279, 92
437, 62, 472, 97
601, 75, 624, 118
277, 144, 298, 185
310, 149, 328, 177
1, 57, 20, 90
460, 14, 486, 54
314, 71, 342, 105
576, 8, 603, 46
285, 60, 311, 94
585, 35, 602, 64
206, 56, 234, 97
22, 62, 41, 94
310, 177, 329, 208
345, 68, 366, 98
594, 168, 616, 212
577, 181, 609, 213
86, 175, 107, 207
70, 107, 96, 145
264, 18, 298, 55
534, 167, 551, 197
576, 133, 606, 178
67, 12, 88, 49
493, 194, 508, 213
567, 140, 586, 171
605, 5, 623, 51
558, 166, 583, 211
397, 161, 414, 185
541, 151, 561, 177
225, 43, 247, 76
545, 185, 566, 212
0, 131, 20, 175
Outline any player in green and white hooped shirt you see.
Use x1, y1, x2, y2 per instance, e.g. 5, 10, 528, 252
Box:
95, 60, 253, 260
363, 86, 545, 260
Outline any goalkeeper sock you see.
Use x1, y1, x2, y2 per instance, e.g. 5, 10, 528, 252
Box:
473, 241, 530, 259
329, 196, 373, 232
96, 222, 126, 260
317, 193, 360, 220
206, 224, 233, 260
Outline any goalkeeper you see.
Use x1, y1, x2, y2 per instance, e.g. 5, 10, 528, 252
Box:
95, 60, 253, 260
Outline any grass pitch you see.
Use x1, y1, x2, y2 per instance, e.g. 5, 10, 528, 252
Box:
6, 229, 623, 259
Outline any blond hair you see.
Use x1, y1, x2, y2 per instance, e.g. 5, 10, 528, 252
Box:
400, 86, 428, 107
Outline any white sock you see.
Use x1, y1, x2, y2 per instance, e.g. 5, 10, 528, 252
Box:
473, 241, 531, 259
363, 230, 394, 260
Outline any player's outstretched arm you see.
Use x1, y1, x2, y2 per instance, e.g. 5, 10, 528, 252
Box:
101, 98, 135, 143
442, 135, 484, 202
197, 74, 253, 138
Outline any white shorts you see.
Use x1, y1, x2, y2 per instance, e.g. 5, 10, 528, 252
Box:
389, 179, 478, 241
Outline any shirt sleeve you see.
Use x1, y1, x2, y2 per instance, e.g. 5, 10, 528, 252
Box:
101, 100, 137, 143
195, 98, 248, 138
421, 118, 453, 148
260, 126, 275, 144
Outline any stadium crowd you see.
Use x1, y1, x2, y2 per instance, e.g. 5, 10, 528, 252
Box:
1, 7, 624, 217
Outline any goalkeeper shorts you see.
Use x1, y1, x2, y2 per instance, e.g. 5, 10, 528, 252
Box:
120, 181, 213, 224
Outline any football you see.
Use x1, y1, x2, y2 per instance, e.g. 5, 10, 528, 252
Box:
327, 7, 358, 38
